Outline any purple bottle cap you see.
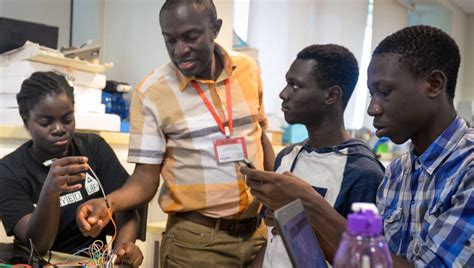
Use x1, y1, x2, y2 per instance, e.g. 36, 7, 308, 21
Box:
347, 210, 383, 236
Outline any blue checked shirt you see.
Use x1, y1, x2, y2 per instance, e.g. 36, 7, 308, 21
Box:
377, 116, 473, 267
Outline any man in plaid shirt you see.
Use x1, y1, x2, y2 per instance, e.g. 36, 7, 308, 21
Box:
241, 25, 473, 267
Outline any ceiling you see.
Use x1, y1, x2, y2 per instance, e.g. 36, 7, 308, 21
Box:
451, 0, 474, 14
399, 0, 474, 14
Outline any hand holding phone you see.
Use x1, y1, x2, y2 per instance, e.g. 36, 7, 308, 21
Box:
240, 158, 261, 185
241, 158, 256, 169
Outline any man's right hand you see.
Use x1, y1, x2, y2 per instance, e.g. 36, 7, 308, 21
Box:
76, 198, 111, 237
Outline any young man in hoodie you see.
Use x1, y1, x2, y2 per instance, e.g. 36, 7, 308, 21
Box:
256, 44, 384, 267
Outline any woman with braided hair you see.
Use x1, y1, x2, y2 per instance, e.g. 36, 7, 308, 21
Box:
0, 71, 143, 266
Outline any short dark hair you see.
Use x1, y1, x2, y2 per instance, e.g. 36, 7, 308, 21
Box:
159, 0, 217, 25
297, 44, 359, 108
17, 71, 75, 123
373, 25, 460, 102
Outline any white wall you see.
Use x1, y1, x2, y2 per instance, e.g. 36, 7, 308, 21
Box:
372, 0, 408, 54
0, 0, 71, 48
435, 0, 468, 105
72, 0, 166, 93
247, 0, 370, 127
247, 0, 301, 120
71, 0, 104, 48
99, 0, 166, 88
73, 0, 233, 90
215, 0, 233, 49
362, 0, 408, 129
405, 0, 472, 104
463, 15, 474, 101
314, 0, 370, 130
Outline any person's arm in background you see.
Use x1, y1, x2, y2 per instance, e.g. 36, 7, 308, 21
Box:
13, 157, 89, 255
240, 168, 414, 267
76, 163, 161, 237
261, 131, 275, 171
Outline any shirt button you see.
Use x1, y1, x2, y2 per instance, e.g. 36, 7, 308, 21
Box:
465, 240, 471, 247
271, 227, 278, 235
409, 235, 414, 241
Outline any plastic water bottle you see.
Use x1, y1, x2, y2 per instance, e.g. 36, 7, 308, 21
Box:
333, 203, 392, 268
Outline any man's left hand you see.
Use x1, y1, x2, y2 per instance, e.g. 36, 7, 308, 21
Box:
115, 241, 144, 267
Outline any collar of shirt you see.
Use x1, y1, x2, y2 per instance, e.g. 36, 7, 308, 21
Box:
407, 115, 469, 176
175, 43, 237, 91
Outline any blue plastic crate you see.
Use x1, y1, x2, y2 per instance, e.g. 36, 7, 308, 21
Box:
282, 124, 308, 144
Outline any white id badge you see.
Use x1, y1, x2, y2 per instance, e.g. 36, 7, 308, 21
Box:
213, 137, 248, 163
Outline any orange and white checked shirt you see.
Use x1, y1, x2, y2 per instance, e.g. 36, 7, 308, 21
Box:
128, 44, 268, 219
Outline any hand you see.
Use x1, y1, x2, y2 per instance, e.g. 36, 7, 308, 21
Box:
76, 198, 111, 237
264, 209, 281, 236
115, 241, 144, 267
44, 156, 89, 195
241, 167, 319, 210
264, 208, 276, 227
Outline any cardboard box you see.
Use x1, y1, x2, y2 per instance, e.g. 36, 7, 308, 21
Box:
74, 86, 104, 105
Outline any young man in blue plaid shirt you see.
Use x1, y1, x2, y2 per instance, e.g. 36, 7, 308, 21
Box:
241, 25, 473, 267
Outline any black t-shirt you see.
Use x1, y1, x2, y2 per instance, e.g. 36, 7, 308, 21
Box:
0, 133, 129, 253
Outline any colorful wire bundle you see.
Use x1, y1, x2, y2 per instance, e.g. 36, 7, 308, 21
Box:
57, 210, 117, 267
56, 166, 118, 267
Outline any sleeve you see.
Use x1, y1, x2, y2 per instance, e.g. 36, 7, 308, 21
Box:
93, 136, 130, 194
412, 167, 474, 267
128, 85, 167, 164
335, 156, 385, 218
0, 165, 34, 236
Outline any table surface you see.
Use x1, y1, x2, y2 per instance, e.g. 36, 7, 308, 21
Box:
0, 243, 131, 267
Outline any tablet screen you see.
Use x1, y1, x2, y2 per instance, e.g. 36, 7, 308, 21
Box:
276, 200, 327, 268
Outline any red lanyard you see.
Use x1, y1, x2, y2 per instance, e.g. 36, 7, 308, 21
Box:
192, 79, 233, 136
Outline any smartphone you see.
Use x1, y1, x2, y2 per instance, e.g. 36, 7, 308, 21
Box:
241, 158, 258, 185
241, 158, 256, 169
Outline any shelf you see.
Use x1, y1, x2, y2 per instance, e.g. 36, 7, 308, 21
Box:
0, 124, 129, 145
1, 125, 284, 150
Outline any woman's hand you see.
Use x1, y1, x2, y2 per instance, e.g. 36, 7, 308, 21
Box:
43, 156, 89, 195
